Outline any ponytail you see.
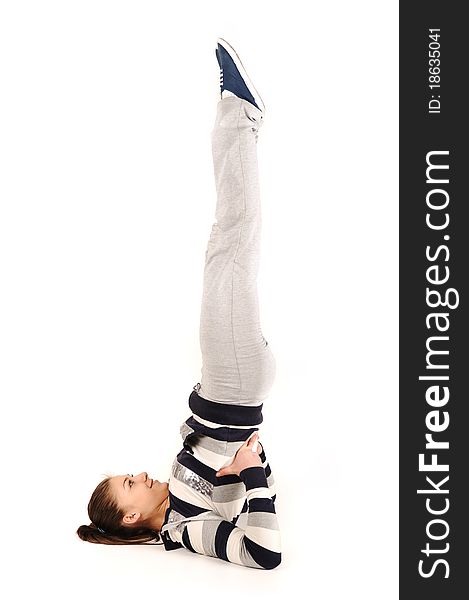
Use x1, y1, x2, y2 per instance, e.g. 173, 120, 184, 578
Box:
76, 522, 162, 545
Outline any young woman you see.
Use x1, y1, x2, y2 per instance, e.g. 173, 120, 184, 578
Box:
77, 38, 281, 570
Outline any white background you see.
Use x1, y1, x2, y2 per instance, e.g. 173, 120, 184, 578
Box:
0, 1, 398, 598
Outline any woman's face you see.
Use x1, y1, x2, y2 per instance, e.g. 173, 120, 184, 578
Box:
109, 472, 169, 525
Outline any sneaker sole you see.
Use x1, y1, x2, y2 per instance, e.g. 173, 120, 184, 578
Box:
217, 37, 266, 115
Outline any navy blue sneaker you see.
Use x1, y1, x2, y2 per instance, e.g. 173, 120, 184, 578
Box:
216, 38, 265, 114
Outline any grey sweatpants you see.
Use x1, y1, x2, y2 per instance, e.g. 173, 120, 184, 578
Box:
198, 96, 276, 408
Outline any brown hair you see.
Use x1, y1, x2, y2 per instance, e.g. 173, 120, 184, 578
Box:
76, 476, 162, 545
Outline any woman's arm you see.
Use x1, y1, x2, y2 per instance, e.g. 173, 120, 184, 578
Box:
177, 464, 281, 569
228, 439, 276, 532
258, 441, 277, 502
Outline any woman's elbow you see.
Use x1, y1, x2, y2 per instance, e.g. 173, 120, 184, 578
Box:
245, 541, 282, 570
261, 553, 282, 570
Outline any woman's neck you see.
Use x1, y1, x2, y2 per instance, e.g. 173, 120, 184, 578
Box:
149, 494, 171, 532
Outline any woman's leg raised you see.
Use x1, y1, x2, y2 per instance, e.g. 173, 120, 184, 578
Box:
198, 96, 275, 407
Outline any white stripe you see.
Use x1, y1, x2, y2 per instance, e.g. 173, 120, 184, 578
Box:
191, 443, 242, 471
192, 413, 254, 429
225, 527, 244, 565
245, 526, 282, 554
212, 497, 246, 521
185, 520, 205, 554
246, 487, 273, 500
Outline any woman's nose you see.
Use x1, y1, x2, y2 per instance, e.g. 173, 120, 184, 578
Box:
136, 472, 148, 481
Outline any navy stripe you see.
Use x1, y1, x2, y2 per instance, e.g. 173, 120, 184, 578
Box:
161, 531, 183, 551
182, 527, 196, 553
232, 498, 248, 524
239, 466, 268, 490
264, 463, 272, 478
244, 537, 281, 570
214, 520, 235, 561
189, 391, 263, 426
185, 416, 258, 443
176, 449, 241, 486
168, 491, 211, 518
248, 497, 276, 514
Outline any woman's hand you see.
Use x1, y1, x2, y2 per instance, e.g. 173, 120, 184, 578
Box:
216, 433, 262, 478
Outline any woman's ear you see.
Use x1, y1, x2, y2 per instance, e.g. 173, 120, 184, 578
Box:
123, 512, 141, 525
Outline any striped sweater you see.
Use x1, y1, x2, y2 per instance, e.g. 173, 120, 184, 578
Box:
160, 384, 281, 569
